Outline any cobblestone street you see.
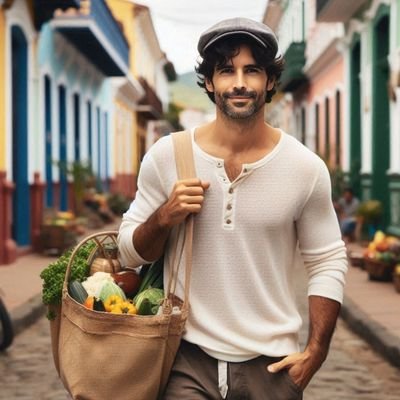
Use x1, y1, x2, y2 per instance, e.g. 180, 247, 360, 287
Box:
0, 267, 399, 399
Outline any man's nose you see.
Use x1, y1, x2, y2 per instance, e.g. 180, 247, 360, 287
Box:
233, 70, 245, 90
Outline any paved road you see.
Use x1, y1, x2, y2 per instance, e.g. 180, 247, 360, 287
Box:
0, 268, 399, 399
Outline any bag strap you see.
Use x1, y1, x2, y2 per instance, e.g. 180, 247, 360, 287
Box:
166, 130, 196, 309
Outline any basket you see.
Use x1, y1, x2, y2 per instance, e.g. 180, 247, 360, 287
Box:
393, 274, 400, 293
364, 258, 394, 282
347, 251, 365, 269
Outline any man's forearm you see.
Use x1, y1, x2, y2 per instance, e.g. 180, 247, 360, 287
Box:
132, 205, 171, 262
306, 295, 341, 364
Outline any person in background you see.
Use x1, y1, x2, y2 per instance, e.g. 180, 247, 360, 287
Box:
337, 187, 360, 242
118, 17, 348, 400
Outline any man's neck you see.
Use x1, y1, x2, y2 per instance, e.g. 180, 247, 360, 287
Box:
194, 110, 280, 162
211, 108, 276, 153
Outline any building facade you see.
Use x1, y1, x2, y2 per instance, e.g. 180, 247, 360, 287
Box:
0, 0, 174, 265
264, 0, 400, 234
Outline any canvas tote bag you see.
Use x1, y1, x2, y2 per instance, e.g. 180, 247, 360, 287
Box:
54, 131, 196, 400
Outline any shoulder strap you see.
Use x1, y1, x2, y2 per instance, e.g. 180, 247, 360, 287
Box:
171, 130, 196, 179
168, 130, 195, 308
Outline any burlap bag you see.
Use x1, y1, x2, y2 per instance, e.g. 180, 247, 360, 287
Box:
50, 131, 195, 400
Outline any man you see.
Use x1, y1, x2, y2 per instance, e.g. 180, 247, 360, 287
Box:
118, 18, 347, 400
336, 187, 360, 242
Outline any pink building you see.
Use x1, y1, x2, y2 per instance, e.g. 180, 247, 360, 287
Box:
264, 0, 345, 171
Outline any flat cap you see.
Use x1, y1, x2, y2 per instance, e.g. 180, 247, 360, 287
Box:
197, 17, 278, 57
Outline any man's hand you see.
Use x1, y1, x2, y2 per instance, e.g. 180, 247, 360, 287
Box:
158, 179, 210, 228
267, 348, 324, 390
133, 178, 210, 261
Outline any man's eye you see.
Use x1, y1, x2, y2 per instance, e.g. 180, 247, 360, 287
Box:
247, 68, 261, 74
219, 68, 233, 74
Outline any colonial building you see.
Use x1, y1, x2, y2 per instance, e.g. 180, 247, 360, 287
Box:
264, 0, 400, 234
0, 0, 174, 265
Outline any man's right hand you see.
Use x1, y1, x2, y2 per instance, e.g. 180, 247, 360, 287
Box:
132, 179, 209, 262
158, 179, 210, 228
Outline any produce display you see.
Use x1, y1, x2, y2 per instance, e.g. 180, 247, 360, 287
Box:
363, 230, 400, 264
40, 238, 165, 319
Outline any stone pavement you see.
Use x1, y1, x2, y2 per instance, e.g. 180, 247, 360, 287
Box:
0, 233, 399, 369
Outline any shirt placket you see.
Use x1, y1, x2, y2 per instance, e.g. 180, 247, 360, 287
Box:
217, 162, 252, 230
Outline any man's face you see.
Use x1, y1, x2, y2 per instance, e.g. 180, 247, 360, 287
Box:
205, 45, 274, 120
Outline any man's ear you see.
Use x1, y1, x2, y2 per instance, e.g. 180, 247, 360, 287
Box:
205, 78, 214, 93
266, 78, 275, 91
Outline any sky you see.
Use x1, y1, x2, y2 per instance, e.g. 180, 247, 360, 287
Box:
134, 0, 269, 75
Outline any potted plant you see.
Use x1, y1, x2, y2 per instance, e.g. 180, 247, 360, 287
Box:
356, 200, 383, 240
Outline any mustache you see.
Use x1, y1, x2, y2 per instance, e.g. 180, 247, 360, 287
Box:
222, 88, 257, 99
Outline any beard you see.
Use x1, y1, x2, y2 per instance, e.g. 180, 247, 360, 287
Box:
215, 88, 266, 120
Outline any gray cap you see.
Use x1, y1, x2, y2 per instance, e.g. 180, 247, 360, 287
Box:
197, 17, 278, 57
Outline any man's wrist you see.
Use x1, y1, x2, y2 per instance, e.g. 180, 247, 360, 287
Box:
304, 342, 327, 366
156, 204, 172, 230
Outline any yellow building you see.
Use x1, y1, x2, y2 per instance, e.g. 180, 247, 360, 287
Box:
106, 0, 142, 196
107, 0, 177, 194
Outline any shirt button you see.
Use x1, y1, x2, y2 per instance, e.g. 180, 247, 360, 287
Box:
243, 168, 248, 173
227, 204, 232, 210
217, 162, 223, 168
226, 219, 232, 224
228, 188, 234, 194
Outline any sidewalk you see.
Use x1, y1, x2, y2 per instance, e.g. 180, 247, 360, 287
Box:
1, 234, 400, 368
0, 219, 121, 336
342, 242, 400, 368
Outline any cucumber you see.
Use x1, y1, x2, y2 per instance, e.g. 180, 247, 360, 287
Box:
68, 281, 88, 304
137, 298, 153, 315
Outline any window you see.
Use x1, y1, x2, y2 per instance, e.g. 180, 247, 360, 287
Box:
73, 93, 80, 161
325, 97, 330, 161
335, 90, 341, 166
301, 107, 306, 144
315, 103, 320, 153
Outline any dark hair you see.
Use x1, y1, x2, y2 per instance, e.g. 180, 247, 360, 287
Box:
196, 35, 285, 104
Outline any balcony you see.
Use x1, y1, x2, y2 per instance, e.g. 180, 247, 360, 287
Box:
136, 78, 163, 120
316, 0, 368, 22
33, 1, 81, 30
280, 42, 307, 92
50, 0, 129, 76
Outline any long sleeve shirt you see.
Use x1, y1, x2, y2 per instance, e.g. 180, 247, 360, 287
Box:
118, 129, 348, 362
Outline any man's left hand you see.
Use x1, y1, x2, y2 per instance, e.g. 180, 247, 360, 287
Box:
267, 349, 323, 390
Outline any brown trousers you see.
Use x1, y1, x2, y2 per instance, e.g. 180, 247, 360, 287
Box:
163, 340, 303, 400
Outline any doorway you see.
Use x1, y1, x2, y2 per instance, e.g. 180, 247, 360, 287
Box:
11, 25, 30, 246
372, 8, 390, 226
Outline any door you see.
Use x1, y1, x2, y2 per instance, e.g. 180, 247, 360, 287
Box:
11, 25, 30, 246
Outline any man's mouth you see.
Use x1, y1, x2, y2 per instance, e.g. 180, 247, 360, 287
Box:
224, 91, 257, 100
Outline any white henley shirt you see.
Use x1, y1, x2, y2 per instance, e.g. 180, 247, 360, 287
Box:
118, 129, 348, 362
